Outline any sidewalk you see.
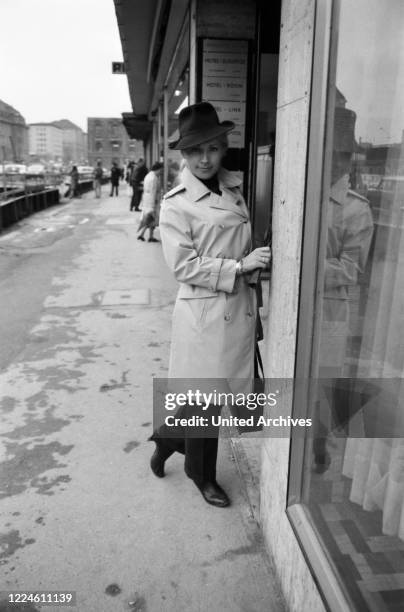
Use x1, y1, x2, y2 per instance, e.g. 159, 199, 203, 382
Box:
0, 185, 284, 612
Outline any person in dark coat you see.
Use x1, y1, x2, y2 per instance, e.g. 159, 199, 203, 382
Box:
130, 158, 148, 211
69, 165, 80, 199
110, 161, 121, 197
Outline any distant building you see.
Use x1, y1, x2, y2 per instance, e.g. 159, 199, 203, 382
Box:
87, 117, 143, 168
0, 99, 29, 163
51, 119, 87, 164
28, 123, 63, 161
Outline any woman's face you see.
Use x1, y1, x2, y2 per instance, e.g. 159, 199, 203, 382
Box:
182, 139, 227, 180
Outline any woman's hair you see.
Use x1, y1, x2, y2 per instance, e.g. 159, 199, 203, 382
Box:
151, 161, 163, 171
182, 135, 229, 156
217, 133, 229, 148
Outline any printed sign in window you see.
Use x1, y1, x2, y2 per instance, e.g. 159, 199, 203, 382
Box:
202, 39, 248, 148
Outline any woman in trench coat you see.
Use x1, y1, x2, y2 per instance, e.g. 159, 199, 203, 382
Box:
149, 102, 271, 507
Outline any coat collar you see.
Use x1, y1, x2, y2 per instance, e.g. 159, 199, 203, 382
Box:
180, 165, 242, 203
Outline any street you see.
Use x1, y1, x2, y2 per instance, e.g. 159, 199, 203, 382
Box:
0, 185, 282, 612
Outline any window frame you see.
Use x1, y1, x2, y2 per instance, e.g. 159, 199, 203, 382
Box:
286, 1, 358, 610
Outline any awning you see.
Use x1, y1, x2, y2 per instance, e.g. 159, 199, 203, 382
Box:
113, 0, 159, 116
114, 0, 189, 120
121, 113, 152, 141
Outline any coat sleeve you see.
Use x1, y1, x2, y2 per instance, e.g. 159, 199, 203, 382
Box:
325, 200, 374, 289
159, 199, 237, 293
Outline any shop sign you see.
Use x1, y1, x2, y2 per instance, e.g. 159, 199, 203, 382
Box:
202, 39, 248, 148
202, 76, 246, 102
112, 61, 125, 74
202, 53, 247, 77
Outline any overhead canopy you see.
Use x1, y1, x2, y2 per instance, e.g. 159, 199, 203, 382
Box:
113, 0, 158, 116
113, 0, 189, 122
121, 113, 152, 141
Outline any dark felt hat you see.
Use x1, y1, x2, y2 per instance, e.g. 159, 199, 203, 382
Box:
333, 107, 356, 153
168, 102, 235, 150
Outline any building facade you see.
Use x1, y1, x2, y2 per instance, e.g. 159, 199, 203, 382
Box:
51, 119, 87, 165
114, 1, 404, 611
87, 117, 143, 168
28, 123, 63, 162
0, 99, 28, 163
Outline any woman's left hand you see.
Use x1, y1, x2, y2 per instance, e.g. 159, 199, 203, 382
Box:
241, 246, 271, 273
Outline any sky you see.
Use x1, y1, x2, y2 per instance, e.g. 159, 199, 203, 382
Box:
337, 0, 404, 145
0, 0, 132, 132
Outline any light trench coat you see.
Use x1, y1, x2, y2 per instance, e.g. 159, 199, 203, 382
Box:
320, 183, 374, 375
140, 170, 161, 215
159, 166, 257, 397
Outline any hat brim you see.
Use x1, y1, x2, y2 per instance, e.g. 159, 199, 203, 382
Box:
168, 121, 235, 150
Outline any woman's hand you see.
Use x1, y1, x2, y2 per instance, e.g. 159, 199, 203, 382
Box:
241, 246, 271, 273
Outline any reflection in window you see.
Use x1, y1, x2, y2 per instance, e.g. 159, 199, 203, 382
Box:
297, 1, 404, 610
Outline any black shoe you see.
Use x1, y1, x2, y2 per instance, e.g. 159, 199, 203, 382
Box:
196, 481, 230, 507
148, 237, 159, 243
313, 452, 331, 474
137, 236, 145, 241
134, 208, 140, 211
148, 436, 174, 478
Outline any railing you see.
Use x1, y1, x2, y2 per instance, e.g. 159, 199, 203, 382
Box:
0, 170, 111, 231
0, 172, 63, 202
0, 171, 108, 202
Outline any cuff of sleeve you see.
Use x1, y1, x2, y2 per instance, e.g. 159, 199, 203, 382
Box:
209, 258, 237, 292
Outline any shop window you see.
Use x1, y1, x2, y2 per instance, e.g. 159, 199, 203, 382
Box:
254, 53, 278, 249
167, 67, 189, 188
289, 1, 404, 611
253, 0, 281, 251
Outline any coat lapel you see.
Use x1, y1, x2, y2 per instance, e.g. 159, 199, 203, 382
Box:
210, 168, 248, 219
179, 166, 248, 219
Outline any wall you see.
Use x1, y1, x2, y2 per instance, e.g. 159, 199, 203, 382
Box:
0, 100, 28, 163
87, 118, 142, 168
28, 124, 63, 161
0, 119, 28, 163
260, 1, 326, 610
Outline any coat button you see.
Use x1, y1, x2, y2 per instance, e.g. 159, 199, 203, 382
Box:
247, 312, 253, 317
219, 224, 225, 229
224, 314, 231, 321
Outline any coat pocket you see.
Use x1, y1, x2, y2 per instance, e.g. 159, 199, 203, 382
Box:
177, 284, 218, 299
178, 294, 218, 329
180, 296, 206, 329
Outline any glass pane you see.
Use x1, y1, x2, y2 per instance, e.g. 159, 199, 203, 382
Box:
300, 1, 404, 610
254, 53, 278, 248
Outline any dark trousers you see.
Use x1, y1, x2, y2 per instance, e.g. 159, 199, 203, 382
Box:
152, 403, 221, 485
110, 183, 119, 196
130, 186, 142, 210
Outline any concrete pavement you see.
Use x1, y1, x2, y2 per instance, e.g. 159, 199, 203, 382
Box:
0, 185, 284, 612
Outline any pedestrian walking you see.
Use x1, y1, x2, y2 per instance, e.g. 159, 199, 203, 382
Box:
137, 162, 163, 242
148, 102, 271, 507
110, 161, 121, 196
93, 161, 103, 198
130, 158, 148, 211
69, 165, 80, 199
126, 161, 134, 184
